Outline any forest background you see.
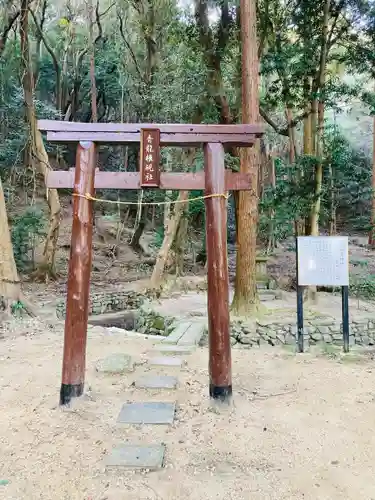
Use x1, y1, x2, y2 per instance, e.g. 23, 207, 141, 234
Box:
1, 0, 375, 316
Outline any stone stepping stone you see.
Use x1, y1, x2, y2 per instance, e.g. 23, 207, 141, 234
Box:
134, 375, 178, 389
95, 353, 133, 374
117, 402, 176, 425
105, 444, 165, 470
152, 345, 195, 355
162, 322, 192, 344
178, 322, 206, 346
259, 290, 278, 301
148, 356, 184, 367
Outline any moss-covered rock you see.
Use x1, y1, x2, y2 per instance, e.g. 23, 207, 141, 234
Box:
134, 306, 175, 337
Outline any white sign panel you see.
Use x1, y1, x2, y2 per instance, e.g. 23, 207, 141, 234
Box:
297, 236, 349, 286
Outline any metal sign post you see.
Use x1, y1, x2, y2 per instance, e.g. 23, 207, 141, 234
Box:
295, 237, 304, 353
342, 285, 349, 352
296, 236, 350, 353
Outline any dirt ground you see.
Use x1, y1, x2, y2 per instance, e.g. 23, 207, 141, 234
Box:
5, 196, 375, 499
2, 315, 375, 500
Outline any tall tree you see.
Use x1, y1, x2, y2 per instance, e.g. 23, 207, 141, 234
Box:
126, 0, 160, 251
0, 175, 36, 316
371, 91, 375, 245
87, 0, 98, 123
231, 0, 261, 315
0, 1, 24, 310
0, 176, 22, 314
0, 1, 20, 57
308, 0, 331, 238
20, 0, 61, 281
355, 3, 375, 246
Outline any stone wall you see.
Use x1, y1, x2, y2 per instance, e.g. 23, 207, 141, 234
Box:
231, 318, 375, 348
56, 292, 176, 337
56, 290, 145, 319
55, 291, 375, 349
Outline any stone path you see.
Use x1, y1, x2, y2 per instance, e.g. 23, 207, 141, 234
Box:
134, 375, 178, 389
104, 320, 204, 471
152, 289, 279, 319
152, 344, 195, 355
148, 356, 184, 367
105, 445, 165, 471
161, 320, 206, 346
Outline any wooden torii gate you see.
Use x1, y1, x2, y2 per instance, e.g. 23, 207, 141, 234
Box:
38, 120, 263, 406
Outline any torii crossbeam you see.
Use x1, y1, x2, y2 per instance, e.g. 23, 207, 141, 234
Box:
38, 120, 264, 406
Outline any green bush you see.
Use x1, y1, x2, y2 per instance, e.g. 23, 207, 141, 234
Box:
11, 207, 46, 271
350, 274, 375, 300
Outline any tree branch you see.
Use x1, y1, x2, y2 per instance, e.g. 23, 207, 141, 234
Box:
95, 0, 103, 43
94, 0, 116, 43
195, 0, 213, 52
326, 0, 345, 49
117, 13, 144, 82
194, 0, 233, 124
28, 7, 60, 74
0, 10, 20, 57
259, 107, 309, 136
40, 0, 47, 31
216, 0, 232, 55
100, 2, 116, 17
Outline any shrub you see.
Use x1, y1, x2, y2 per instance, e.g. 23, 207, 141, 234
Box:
11, 207, 46, 271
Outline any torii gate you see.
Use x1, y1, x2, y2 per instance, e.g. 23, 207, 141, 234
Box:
38, 120, 263, 406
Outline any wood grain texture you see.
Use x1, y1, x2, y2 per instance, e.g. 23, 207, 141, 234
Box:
61, 141, 96, 396
38, 119, 264, 136
45, 131, 258, 146
204, 142, 232, 400
46, 171, 253, 191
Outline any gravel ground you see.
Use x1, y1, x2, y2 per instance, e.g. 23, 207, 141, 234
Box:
1, 317, 375, 499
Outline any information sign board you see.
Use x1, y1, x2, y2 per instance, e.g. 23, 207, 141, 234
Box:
297, 236, 349, 286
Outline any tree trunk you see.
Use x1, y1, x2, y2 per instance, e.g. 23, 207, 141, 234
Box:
309, 96, 321, 239
163, 151, 173, 231
267, 156, 276, 253
310, 98, 318, 156
150, 204, 156, 229
310, 0, 330, 237
258, 138, 267, 199
34, 129, 61, 279
0, 176, 22, 312
130, 190, 146, 252
231, 0, 260, 315
307, 0, 331, 302
87, 0, 98, 230
303, 78, 312, 156
328, 161, 336, 235
306, 104, 320, 303
150, 191, 189, 289
287, 107, 303, 236
0, 177, 36, 317
174, 209, 189, 276
369, 86, 375, 246
302, 76, 313, 235
286, 107, 296, 165
20, 1, 61, 282
29, 5, 62, 112
88, 0, 98, 123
